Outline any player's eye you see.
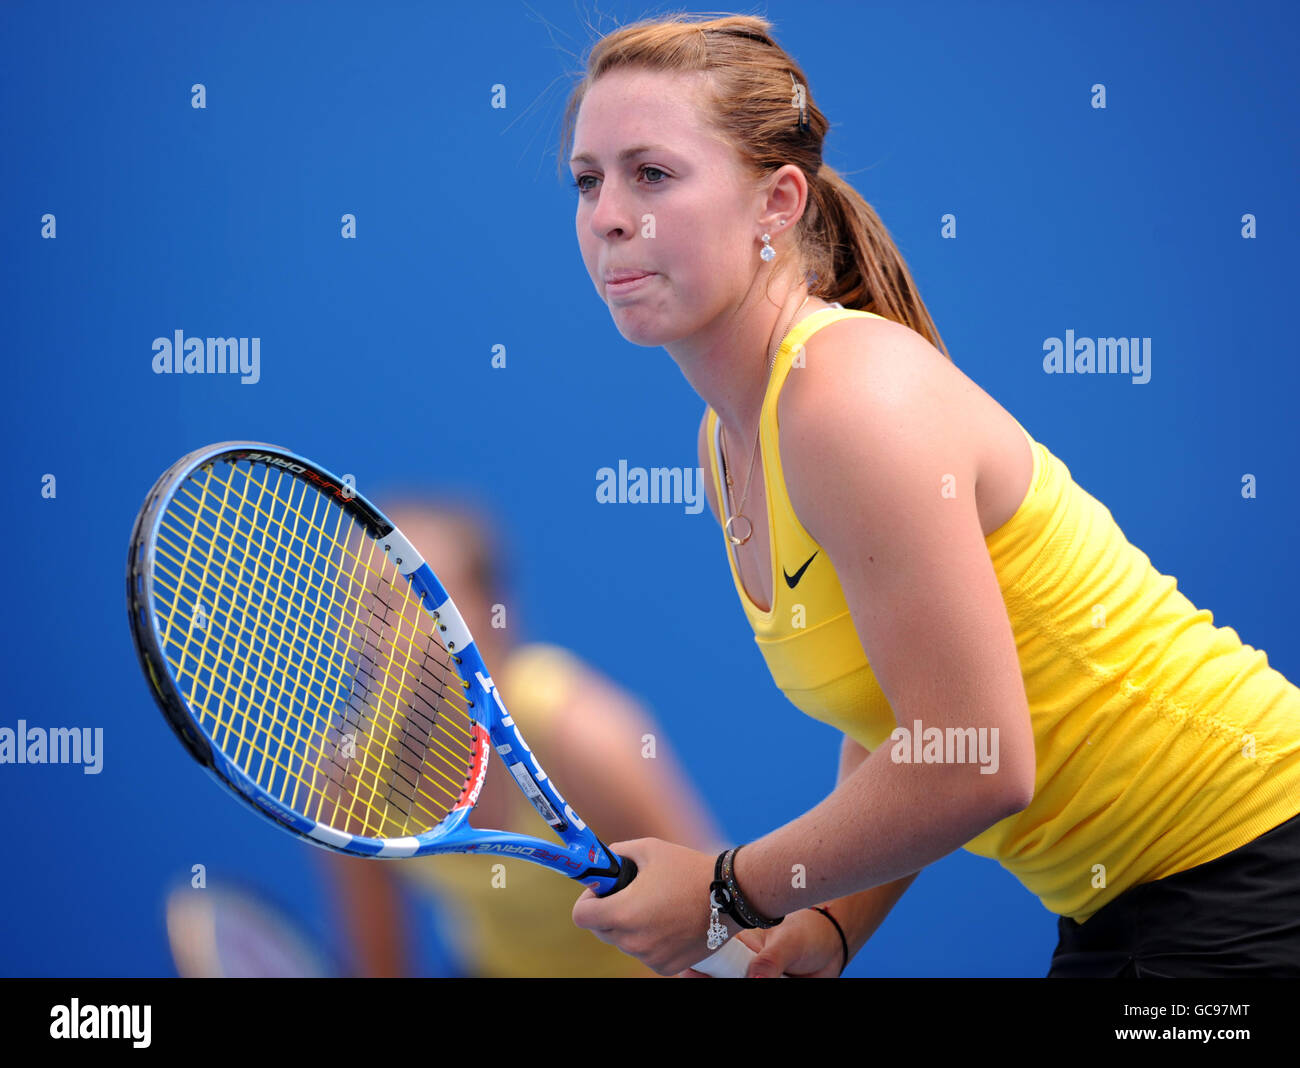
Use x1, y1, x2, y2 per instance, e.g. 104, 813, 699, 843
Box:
571, 165, 668, 195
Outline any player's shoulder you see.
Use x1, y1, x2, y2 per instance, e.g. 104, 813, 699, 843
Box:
776, 312, 974, 534
779, 312, 963, 448
786, 311, 950, 406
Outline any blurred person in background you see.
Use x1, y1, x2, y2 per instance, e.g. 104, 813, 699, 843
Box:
322, 497, 723, 977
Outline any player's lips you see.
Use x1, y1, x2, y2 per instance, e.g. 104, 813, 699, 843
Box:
604, 270, 656, 296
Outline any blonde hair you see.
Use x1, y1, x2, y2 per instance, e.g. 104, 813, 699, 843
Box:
558, 11, 951, 360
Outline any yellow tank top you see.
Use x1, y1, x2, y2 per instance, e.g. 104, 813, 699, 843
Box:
396, 643, 653, 977
705, 306, 1300, 923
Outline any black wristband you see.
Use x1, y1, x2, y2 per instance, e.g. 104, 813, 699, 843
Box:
709, 846, 784, 930
812, 905, 849, 976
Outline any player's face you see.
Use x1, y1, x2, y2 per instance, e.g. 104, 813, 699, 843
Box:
570, 68, 761, 346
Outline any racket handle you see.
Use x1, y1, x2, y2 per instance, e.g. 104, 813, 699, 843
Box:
603, 855, 759, 977
606, 855, 639, 895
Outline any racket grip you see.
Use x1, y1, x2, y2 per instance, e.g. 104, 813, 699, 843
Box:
605, 856, 638, 896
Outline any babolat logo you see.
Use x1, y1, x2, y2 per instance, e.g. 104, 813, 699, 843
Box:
239, 452, 305, 474
467, 734, 490, 806
234, 453, 358, 507
470, 843, 580, 869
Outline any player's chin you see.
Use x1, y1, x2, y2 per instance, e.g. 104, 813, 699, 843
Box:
602, 288, 672, 334
607, 313, 671, 348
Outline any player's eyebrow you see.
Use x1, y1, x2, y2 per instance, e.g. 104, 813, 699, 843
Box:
569, 144, 674, 166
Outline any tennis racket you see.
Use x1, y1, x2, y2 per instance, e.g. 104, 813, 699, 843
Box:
127, 441, 756, 978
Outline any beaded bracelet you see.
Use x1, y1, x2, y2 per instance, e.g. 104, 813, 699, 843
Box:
706, 846, 784, 949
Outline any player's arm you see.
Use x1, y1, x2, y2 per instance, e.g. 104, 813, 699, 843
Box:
577, 382, 1019, 977
813, 735, 919, 961
696, 414, 915, 966
726, 316, 1036, 913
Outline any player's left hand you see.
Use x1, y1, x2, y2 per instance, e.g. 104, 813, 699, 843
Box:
571, 837, 719, 976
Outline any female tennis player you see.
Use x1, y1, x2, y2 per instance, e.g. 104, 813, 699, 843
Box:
565, 13, 1300, 978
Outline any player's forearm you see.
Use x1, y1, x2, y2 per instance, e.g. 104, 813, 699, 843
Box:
732, 746, 1019, 920
800, 738, 917, 960
696, 738, 912, 969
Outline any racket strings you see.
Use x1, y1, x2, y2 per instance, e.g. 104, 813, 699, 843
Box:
347, 604, 473, 784
156, 551, 468, 834
195, 465, 470, 841
153, 541, 471, 833
151, 457, 478, 839
334, 585, 475, 826
157, 466, 374, 804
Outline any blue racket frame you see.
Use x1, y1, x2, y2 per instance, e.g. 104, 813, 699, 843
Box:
127, 441, 631, 895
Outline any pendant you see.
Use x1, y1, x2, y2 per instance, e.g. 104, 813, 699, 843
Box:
725, 514, 753, 547
707, 907, 729, 951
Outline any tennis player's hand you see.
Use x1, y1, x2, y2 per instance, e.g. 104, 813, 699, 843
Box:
571, 837, 720, 976
679, 908, 845, 978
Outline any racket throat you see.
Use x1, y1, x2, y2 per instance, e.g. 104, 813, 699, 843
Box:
505, 760, 568, 831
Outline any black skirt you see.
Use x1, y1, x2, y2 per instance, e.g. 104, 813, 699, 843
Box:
1047, 809, 1300, 977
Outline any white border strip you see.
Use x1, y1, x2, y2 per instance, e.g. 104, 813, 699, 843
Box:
377, 836, 420, 858
431, 594, 473, 653
379, 528, 426, 576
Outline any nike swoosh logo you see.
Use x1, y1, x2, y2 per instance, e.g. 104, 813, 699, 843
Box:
783, 551, 818, 588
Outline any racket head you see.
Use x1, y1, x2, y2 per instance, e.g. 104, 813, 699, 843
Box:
127, 441, 493, 857
130, 441, 756, 974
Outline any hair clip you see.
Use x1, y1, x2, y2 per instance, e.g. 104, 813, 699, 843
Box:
790, 72, 809, 133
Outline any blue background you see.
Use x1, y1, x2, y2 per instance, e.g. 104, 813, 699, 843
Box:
2, 0, 1296, 978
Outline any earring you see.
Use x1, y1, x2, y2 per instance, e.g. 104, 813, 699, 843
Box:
760, 227, 777, 262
